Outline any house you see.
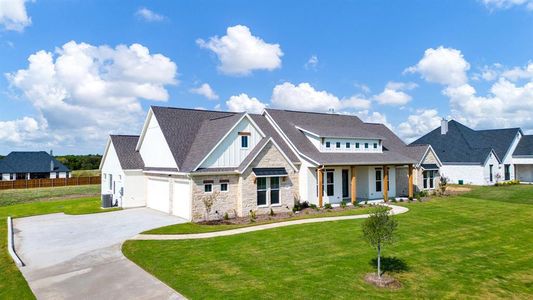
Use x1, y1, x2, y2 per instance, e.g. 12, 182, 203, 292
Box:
100, 106, 420, 222
411, 119, 533, 185
403, 144, 443, 193
0, 151, 70, 181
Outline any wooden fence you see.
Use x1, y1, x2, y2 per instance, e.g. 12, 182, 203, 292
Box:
0, 176, 101, 190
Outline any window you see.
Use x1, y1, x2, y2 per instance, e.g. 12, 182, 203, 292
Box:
326, 170, 334, 196
342, 169, 349, 198
270, 177, 280, 204
325, 141, 331, 148
108, 174, 113, 190
220, 183, 228, 192
504, 164, 511, 181
423, 171, 436, 189
373, 143, 378, 149
429, 171, 435, 189
336, 142, 341, 149
257, 177, 268, 206
241, 135, 249, 148
375, 169, 382, 192
204, 183, 213, 193
346, 142, 351, 149
489, 165, 493, 182
365, 143, 369, 149
103, 174, 106, 180
356, 142, 360, 149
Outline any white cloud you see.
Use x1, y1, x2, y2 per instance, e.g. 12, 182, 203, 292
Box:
397, 109, 442, 142
271, 82, 371, 112
4, 40, 177, 151
189, 83, 219, 100
197, 25, 283, 76
405, 46, 470, 86
0, 0, 32, 31
373, 81, 416, 106
226, 93, 266, 114
304, 55, 319, 70
0, 116, 41, 144
354, 110, 393, 129
480, 0, 533, 10
501, 62, 533, 80
135, 7, 165, 22
472, 63, 503, 81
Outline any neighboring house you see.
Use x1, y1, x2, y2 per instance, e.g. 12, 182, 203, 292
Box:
0, 151, 70, 181
403, 144, 443, 193
411, 119, 533, 185
100, 106, 419, 222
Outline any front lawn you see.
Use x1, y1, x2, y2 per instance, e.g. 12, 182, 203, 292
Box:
123, 186, 533, 299
0, 196, 118, 299
0, 184, 100, 206
145, 205, 376, 234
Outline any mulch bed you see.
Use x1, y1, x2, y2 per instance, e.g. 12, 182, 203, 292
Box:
364, 273, 401, 289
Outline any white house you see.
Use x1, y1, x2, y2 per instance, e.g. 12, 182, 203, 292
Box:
100, 106, 419, 222
411, 119, 533, 185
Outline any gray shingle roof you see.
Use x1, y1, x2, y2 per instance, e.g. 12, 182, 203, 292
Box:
296, 124, 383, 139
265, 109, 416, 165
0, 151, 70, 173
404, 144, 430, 163
410, 120, 520, 164
513, 135, 533, 156
248, 114, 300, 163
110, 135, 145, 170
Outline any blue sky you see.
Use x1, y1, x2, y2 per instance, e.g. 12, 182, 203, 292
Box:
1, 0, 533, 154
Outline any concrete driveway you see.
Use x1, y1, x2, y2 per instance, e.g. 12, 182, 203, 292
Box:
13, 208, 187, 300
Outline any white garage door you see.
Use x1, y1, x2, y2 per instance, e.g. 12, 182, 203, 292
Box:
147, 178, 170, 213
172, 180, 191, 220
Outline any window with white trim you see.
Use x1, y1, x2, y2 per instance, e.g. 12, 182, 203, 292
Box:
204, 183, 213, 193
423, 170, 436, 189
325, 141, 331, 148
375, 168, 382, 192
220, 183, 228, 192
346, 142, 350, 148
257, 177, 281, 206
241, 135, 249, 148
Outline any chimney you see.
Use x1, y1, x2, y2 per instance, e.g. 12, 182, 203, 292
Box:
441, 118, 448, 135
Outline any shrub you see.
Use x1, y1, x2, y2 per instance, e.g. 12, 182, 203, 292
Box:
391, 198, 398, 203
223, 212, 229, 220
309, 204, 318, 210
324, 203, 333, 209
364, 201, 368, 205
340, 200, 347, 208
269, 208, 275, 216
249, 210, 257, 222
408, 196, 413, 201
399, 199, 404, 202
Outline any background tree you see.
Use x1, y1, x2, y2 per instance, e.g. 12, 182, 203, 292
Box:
362, 205, 398, 279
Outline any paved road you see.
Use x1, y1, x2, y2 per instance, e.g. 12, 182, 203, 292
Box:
133, 204, 409, 241
14, 208, 187, 300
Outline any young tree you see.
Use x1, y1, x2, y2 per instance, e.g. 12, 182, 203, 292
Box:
362, 205, 398, 279
202, 191, 220, 221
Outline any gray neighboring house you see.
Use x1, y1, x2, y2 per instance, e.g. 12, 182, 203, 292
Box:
411, 119, 533, 185
0, 151, 70, 181
101, 106, 420, 222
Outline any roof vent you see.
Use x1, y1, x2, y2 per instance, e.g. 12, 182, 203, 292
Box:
441, 118, 448, 135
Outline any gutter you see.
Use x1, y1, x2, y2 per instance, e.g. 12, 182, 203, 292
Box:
6, 217, 24, 267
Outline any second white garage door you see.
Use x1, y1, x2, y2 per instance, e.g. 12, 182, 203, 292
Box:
146, 178, 170, 213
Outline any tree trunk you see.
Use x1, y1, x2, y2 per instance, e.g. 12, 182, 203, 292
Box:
377, 242, 381, 278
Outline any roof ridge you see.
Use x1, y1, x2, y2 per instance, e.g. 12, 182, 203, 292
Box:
151, 105, 238, 115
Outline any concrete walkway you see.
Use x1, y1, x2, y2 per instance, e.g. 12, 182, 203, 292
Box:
14, 208, 188, 300
132, 204, 409, 241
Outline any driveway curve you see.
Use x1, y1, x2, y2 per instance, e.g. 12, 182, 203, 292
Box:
13, 208, 187, 300
132, 204, 409, 241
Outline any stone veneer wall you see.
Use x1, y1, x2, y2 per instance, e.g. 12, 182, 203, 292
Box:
190, 174, 239, 222
239, 143, 298, 217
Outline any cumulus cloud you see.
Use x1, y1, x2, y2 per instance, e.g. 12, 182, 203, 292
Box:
373, 81, 417, 106
197, 25, 283, 75
304, 55, 319, 70
405, 46, 470, 86
0, 116, 41, 144
4, 40, 177, 151
0, 0, 32, 31
409, 46, 533, 132
135, 7, 166, 22
397, 109, 442, 142
271, 82, 371, 112
480, 0, 533, 10
355, 110, 393, 129
226, 93, 266, 114
190, 83, 219, 100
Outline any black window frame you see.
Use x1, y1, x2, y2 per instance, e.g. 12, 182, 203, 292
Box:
257, 177, 267, 206
325, 141, 331, 148
336, 142, 341, 149
345, 142, 351, 149
365, 143, 369, 149
504, 164, 511, 181
355, 142, 360, 149
220, 183, 228, 192
241, 135, 249, 148
375, 168, 382, 192
326, 170, 334, 196
204, 183, 213, 193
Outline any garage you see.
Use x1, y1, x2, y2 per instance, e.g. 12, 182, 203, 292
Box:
172, 179, 192, 220
146, 177, 170, 213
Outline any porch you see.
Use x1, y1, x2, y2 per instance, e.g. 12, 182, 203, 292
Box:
313, 164, 414, 207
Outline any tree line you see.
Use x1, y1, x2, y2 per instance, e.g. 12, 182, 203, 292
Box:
55, 155, 102, 171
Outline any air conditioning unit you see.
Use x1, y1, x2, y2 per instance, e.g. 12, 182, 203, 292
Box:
101, 194, 113, 208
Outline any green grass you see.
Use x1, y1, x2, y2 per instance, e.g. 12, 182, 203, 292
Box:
461, 184, 533, 204
1, 196, 119, 299
0, 184, 100, 206
123, 186, 533, 299
145, 206, 375, 234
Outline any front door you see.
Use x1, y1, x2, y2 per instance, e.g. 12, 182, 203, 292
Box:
342, 169, 349, 199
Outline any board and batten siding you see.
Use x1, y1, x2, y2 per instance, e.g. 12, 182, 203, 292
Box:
200, 118, 263, 168
101, 141, 126, 205
139, 113, 178, 169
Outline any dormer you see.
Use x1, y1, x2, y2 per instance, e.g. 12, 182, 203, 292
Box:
296, 125, 384, 153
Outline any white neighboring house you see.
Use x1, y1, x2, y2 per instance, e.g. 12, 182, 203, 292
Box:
100, 135, 145, 208
411, 119, 533, 185
0, 151, 70, 180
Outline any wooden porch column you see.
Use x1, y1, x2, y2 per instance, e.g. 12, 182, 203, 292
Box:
350, 166, 356, 204
408, 164, 414, 198
318, 168, 324, 207
383, 166, 389, 201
